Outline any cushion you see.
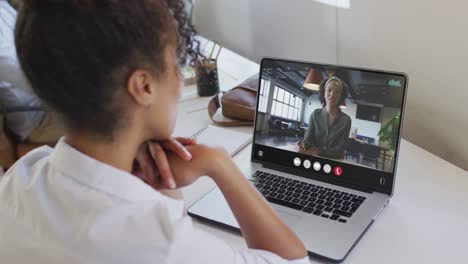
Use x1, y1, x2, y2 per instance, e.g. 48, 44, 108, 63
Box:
0, 82, 44, 140
0, 1, 45, 140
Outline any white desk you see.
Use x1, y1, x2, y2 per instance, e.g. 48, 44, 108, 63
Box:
176, 46, 468, 263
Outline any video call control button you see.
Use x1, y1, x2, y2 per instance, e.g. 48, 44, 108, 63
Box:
293, 157, 301, 167
334, 166, 343, 176
313, 162, 321, 171
323, 164, 332, 174
303, 160, 311, 169
380, 177, 386, 185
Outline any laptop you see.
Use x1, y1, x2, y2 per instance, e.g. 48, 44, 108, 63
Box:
188, 57, 408, 263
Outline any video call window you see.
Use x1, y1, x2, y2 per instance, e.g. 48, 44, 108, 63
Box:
255, 60, 405, 173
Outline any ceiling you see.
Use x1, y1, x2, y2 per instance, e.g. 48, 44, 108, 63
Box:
261, 60, 405, 108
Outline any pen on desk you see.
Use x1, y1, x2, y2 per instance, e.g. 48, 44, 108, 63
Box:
295, 134, 301, 142
215, 46, 223, 61
208, 41, 217, 61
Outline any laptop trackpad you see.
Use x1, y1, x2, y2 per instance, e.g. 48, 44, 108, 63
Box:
188, 187, 301, 229
275, 209, 301, 227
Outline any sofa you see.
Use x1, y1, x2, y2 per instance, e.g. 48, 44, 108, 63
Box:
0, 113, 55, 170
0, 1, 57, 171
267, 115, 307, 138
0, 113, 15, 169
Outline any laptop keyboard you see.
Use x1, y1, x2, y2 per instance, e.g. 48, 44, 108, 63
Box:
252, 171, 366, 223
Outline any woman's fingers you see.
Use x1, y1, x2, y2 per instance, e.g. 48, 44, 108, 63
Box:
162, 138, 193, 161
175, 137, 197, 146
296, 141, 305, 152
137, 137, 196, 189
148, 142, 177, 189
134, 145, 159, 188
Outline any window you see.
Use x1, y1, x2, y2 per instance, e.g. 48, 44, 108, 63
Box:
258, 79, 270, 113
272, 86, 302, 121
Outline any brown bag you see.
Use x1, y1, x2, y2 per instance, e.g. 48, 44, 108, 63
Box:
208, 74, 259, 126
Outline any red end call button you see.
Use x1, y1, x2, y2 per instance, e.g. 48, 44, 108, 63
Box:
334, 166, 343, 176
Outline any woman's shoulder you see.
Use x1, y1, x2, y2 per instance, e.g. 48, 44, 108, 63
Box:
340, 111, 352, 124
312, 107, 325, 116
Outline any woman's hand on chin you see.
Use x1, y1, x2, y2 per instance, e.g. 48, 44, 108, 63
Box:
132, 137, 197, 194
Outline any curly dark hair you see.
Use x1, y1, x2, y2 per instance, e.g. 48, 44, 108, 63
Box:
15, 0, 201, 140
318, 77, 348, 108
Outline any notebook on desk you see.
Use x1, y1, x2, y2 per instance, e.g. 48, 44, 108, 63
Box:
177, 124, 252, 157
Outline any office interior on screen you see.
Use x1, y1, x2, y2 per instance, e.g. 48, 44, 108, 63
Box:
254, 60, 404, 173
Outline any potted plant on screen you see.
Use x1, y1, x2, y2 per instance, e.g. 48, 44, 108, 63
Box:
378, 112, 400, 170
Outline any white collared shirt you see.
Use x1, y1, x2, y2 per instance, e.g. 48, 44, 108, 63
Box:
0, 138, 309, 264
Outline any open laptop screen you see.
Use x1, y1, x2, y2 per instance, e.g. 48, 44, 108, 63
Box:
252, 58, 407, 195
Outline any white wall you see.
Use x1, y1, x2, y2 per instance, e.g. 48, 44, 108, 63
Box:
303, 94, 321, 124
337, 0, 468, 171
341, 100, 381, 144
194, 0, 338, 63
193, 0, 255, 60
194, 0, 468, 171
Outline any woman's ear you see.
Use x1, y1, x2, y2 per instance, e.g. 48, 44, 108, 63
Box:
127, 69, 157, 107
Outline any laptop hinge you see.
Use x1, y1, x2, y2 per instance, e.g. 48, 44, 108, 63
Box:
262, 162, 375, 194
